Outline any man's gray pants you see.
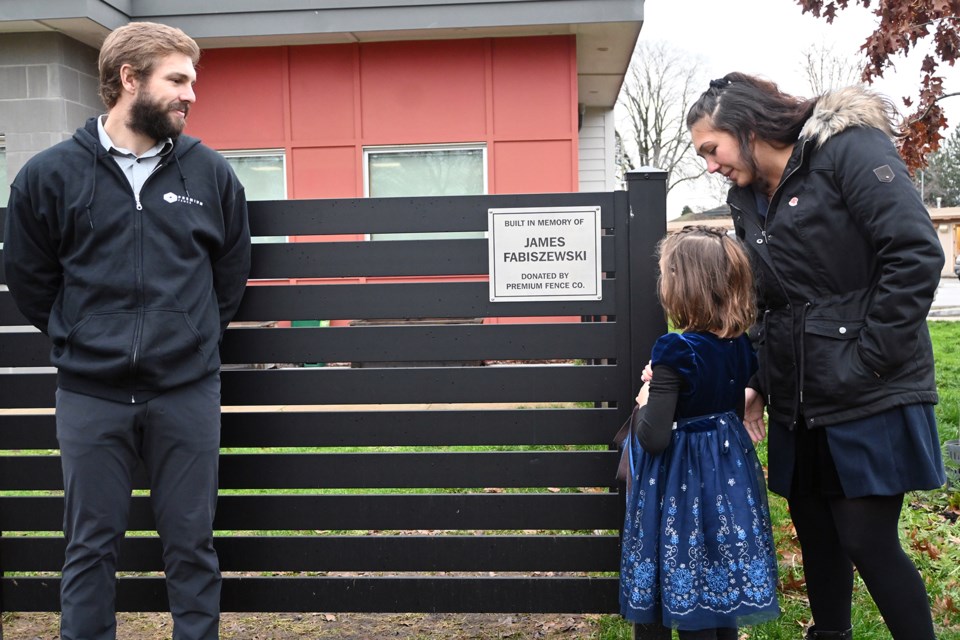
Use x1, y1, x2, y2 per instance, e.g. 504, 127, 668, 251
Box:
56, 376, 222, 640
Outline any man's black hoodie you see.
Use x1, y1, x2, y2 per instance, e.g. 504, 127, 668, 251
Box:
3, 117, 251, 403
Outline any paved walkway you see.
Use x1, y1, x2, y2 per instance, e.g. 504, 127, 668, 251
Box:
932, 275, 960, 319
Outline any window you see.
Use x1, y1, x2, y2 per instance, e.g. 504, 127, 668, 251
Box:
364, 144, 486, 240
1, 134, 9, 209
222, 150, 286, 243
0, 135, 7, 251
223, 150, 286, 201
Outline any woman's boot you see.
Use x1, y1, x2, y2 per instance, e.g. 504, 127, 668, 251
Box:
804, 627, 852, 640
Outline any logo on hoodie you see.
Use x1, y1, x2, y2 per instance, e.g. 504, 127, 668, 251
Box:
163, 192, 205, 207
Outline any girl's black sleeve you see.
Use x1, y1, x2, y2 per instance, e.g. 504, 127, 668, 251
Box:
634, 364, 682, 455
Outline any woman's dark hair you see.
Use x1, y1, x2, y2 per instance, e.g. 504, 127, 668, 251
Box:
686, 72, 817, 182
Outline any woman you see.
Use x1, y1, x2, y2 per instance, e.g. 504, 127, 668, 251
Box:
685, 73, 945, 639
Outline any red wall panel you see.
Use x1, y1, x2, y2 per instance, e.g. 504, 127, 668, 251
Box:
493, 140, 574, 194
492, 36, 574, 139
190, 48, 286, 148
289, 45, 357, 143
291, 147, 358, 199
359, 40, 488, 143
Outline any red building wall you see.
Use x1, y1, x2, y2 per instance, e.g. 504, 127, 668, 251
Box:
187, 35, 579, 198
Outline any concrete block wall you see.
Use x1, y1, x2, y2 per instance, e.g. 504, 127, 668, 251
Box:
0, 32, 101, 181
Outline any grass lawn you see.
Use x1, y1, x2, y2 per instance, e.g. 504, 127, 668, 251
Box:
599, 320, 960, 639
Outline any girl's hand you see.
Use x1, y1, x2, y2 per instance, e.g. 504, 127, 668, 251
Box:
640, 360, 653, 383
635, 382, 650, 408
744, 387, 767, 443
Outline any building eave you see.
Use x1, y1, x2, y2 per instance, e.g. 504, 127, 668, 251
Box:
0, 0, 644, 108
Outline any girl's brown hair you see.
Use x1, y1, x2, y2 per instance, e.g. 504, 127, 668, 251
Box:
98, 22, 201, 109
657, 226, 755, 338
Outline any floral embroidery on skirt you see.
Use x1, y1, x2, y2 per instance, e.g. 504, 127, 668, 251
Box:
620, 412, 780, 629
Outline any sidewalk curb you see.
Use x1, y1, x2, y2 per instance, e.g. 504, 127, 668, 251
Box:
929, 307, 960, 318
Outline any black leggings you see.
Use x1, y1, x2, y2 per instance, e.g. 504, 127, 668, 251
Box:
677, 628, 737, 640
788, 492, 936, 639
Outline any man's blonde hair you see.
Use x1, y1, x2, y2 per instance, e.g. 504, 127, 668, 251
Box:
657, 226, 756, 338
98, 22, 200, 108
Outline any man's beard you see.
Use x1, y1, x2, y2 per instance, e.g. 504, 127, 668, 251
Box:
128, 91, 189, 142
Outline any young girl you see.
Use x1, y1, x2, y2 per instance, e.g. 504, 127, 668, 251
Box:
619, 226, 780, 638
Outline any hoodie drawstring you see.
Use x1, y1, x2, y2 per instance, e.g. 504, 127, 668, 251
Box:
85, 148, 98, 229
173, 154, 191, 198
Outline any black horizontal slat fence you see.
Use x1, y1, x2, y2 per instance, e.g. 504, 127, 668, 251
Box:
0, 171, 667, 616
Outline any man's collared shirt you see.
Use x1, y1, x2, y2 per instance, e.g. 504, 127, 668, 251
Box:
96, 115, 173, 197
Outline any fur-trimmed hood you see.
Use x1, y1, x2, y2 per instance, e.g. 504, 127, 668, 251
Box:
800, 86, 897, 147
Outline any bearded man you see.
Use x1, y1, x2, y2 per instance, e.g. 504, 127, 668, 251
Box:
3, 21, 251, 640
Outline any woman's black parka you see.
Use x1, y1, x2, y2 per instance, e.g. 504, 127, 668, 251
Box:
726, 87, 943, 431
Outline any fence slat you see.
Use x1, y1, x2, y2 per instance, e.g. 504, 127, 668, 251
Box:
0, 493, 622, 532
0, 282, 616, 328
220, 321, 616, 365
222, 365, 622, 406
0, 315, 617, 368
0, 364, 620, 409
245, 192, 618, 236
0, 450, 619, 491
0, 291, 27, 325
248, 236, 615, 279
2, 576, 621, 613
0, 330, 47, 367
232, 280, 617, 322
0, 408, 620, 450
0, 535, 619, 572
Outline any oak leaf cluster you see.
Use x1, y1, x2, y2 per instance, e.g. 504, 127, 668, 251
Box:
797, 0, 960, 171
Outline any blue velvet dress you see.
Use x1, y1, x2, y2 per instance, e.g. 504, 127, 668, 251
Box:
620, 332, 780, 629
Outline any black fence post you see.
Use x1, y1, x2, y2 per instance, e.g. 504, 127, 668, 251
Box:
1, 206, 4, 640
624, 169, 671, 640
625, 168, 668, 399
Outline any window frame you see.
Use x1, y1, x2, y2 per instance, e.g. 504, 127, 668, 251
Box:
0, 133, 9, 210
220, 148, 287, 244
220, 148, 288, 199
362, 143, 488, 241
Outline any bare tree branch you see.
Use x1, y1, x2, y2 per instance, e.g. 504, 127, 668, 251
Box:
799, 42, 864, 95
617, 41, 707, 196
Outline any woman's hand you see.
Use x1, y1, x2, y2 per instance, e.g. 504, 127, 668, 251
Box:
744, 387, 767, 443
